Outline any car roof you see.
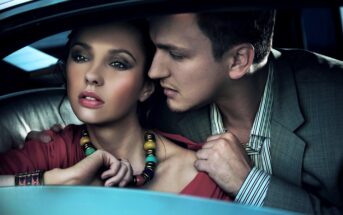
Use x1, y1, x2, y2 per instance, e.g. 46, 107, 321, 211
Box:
1, 0, 342, 58
0, 0, 342, 96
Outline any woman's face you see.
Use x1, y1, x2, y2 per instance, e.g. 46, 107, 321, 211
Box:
66, 23, 151, 125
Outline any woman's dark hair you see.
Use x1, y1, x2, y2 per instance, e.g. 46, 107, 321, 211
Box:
196, 10, 276, 64
57, 19, 159, 128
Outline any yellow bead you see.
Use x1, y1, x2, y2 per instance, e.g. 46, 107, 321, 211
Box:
80, 136, 91, 146
144, 140, 156, 150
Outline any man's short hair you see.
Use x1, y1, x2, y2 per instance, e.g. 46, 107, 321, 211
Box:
196, 10, 276, 64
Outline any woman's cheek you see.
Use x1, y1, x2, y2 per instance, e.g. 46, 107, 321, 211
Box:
108, 77, 142, 105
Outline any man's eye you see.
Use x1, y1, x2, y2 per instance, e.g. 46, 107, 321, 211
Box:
71, 54, 89, 63
169, 51, 184, 60
110, 61, 130, 70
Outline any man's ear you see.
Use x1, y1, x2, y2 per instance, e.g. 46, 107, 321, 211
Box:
139, 81, 155, 102
225, 43, 254, 80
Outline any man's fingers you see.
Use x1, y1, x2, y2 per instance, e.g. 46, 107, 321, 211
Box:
207, 132, 237, 141
194, 159, 210, 172
13, 141, 24, 149
51, 124, 64, 133
204, 133, 228, 149
26, 131, 52, 143
25, 125, 65, 144
206, 133, 223, 142
203, 132, 240, 149
195, 148, 211, 160
201, 140, 216, 149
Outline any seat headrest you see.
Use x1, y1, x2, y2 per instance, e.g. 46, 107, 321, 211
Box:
0, 88, 81, 153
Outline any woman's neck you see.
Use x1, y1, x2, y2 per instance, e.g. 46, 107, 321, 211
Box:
85, 118, 146, 174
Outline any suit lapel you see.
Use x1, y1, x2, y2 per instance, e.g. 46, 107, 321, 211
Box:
177, 106, 212, 143
174, 50, 307, 186
270, 49, 306, 186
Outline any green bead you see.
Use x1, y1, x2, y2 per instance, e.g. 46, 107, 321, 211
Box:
145, 154, 157, 163
85, 147, 96, 156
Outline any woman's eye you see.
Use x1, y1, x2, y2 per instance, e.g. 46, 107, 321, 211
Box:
110, 61, 131, 70
71, 54, 89, 63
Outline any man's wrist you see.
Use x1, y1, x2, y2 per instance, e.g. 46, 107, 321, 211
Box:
234, 167, 271, 206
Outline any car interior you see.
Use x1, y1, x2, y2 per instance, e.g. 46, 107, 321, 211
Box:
0, 1, 343, 215
0, 0, 342, 153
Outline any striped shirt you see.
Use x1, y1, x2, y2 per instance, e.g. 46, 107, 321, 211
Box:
210, 63, 273, 206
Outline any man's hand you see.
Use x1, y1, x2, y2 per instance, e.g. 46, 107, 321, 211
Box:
194, 132, 252, 196
44, 150, 133, 187
25, 124, 64, 144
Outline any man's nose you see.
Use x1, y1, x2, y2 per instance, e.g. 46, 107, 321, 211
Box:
148, 51, 170, 80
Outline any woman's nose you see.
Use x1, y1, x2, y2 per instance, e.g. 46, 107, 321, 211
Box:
85, 65, 104, 86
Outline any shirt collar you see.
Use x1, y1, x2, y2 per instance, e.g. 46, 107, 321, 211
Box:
210, 63, 274, 152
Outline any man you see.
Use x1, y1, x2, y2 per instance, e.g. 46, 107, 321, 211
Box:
22, 10, 343, 214
147, 11, 343, 214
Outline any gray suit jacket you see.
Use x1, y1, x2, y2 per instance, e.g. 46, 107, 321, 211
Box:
152, 49, 343, 214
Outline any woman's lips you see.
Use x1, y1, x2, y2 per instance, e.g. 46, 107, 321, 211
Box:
78, 92, 104, 109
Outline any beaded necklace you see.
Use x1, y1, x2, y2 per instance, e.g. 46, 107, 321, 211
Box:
80, 127, 158, 187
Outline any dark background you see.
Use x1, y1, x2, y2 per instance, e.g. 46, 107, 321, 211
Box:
0, 0, 342, 96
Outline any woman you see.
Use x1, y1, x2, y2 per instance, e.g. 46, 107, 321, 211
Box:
0, 20, 230, 200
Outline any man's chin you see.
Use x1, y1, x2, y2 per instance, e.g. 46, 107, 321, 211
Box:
166, 100, 194, 113
166, 99, 209, 113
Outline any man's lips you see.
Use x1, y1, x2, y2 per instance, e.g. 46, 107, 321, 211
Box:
162, 87, 178, 98
78, 91, 104, 109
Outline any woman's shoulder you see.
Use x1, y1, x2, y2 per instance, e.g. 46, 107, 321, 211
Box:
153, 134, 198, 192
156, 134, 196, 165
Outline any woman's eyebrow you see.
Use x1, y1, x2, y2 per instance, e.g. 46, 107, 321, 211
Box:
70, 42, 137, 63
109, 49, 137, 63
70, 42, 91, 50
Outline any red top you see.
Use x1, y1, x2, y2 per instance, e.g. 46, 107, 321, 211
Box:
180, 172, 230, 200
0, 125, 230, 201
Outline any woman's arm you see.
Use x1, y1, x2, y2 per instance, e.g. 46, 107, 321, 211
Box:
44, 149, 132, 186
0, 150, 132, 187
0, 175, 15, 186
24, 124, 64, 145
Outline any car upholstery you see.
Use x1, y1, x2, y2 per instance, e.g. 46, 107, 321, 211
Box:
0, 88, 81, 152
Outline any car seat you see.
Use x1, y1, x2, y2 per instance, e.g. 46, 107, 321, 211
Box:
0, 87, 81, 153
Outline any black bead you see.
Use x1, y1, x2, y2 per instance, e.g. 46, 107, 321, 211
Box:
146, 149, 155, 155
143, 167, 154, 179
146, 161, 156, 168
142, 173, 150, 180
144, 132, 156, 142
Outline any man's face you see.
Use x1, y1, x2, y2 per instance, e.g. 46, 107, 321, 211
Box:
148, 14, 228, 112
